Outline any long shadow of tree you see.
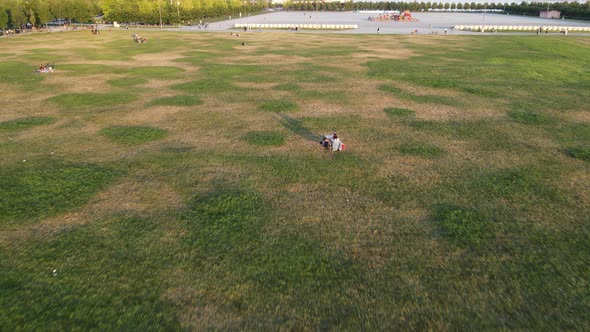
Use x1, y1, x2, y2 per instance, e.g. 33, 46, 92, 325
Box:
274, 113, 322, 143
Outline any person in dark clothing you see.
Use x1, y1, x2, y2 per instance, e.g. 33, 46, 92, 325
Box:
320, 137, 331, 150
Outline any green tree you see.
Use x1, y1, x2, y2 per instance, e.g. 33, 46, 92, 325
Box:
31, 0, 51, 26
10, 3, 26, 28
0, 8, 8, 30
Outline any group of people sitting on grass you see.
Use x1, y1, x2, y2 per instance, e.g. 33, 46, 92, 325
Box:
34, 64, 54, 73
132, 33, 147, 44
320, 131, 345, 152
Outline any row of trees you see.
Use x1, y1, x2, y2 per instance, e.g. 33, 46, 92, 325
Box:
1, 0, 589, 30
283, 1, 590, 20
0, 0, 99, 29
0, 0, 271, 29
101, 0, 271, 25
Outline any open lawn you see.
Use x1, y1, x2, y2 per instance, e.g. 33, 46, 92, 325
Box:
1, 30, 589, 330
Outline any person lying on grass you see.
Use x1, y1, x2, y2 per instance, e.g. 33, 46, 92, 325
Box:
320, 136, 332, 150
34, 64, 54, 73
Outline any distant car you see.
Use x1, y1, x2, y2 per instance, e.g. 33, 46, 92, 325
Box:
47, 19, 68, 26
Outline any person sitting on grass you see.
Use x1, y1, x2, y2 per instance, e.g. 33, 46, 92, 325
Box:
332, 134, 343, 152
34, 64, 54, 73
320, 136, 331, 150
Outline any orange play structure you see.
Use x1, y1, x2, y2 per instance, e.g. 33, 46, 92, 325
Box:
369, 10, 418, 22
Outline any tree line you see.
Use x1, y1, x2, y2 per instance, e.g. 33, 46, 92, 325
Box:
0, 0, 100, 29
1, 0, 589, 31
0, 0, 269, 29
283, 1, 590, 20
100, 0, 271, 25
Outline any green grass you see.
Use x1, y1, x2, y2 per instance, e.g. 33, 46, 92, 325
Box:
507, 110, 553, 125
398, 141, 445, 157
0, 213, 181, 330
564, 146, 590, 161
172, 78, 241, 93
0, 117, 56, 131
147, 95, 203, 107
1, 32, 589, 330
58, 64, 120, 76
74, 37, 188, 61
126, 66, 185, 80
100, 126, 167, 145
273, 83, 301, 91
379, 84, 463, 106
200, 64, 273, 83
257, 99, 298, 112
0, 61, 45, 90
433, 204, 491, 248
384, 107, 415, 117
173, 51, 218, 65
0, 160, 119, 226
49, 93, 137, 110
241, 131, 285, 146
107, 77, 148, 87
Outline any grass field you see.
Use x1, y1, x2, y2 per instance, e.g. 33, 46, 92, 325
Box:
1, 30, 589, 330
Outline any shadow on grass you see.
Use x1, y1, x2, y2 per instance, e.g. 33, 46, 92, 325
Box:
274, 113, 321, 143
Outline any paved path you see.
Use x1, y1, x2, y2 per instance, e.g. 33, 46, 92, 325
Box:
185, 11, 590, 35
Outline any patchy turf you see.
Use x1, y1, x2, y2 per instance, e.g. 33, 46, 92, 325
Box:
564, 146, 590, 161
49, 93, 137, 110
384, 107, 415, 117
147, 95, 203, 107
0, 117, 56, 131
107, 77, 149, 87
0, 160, 119, 226
100, 126, 168, 145
0, 61, 46, 90
0, 31, 589, 330
257, 99, 298, 112
240, 131, 286, 146
398, 141, 445, 158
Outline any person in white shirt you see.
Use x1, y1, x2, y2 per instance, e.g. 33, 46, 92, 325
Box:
332, 134, 342, 152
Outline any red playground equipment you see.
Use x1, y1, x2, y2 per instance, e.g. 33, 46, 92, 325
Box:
369, 10, 418, 22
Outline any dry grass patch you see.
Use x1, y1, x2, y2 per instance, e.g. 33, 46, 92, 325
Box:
139, 78, 190, 91
561, 170, 590, 207
43, 74, 116, 93
568, 111, 590, 123
233, 82, 279, 90
164, 277, 252, 330
132, 51, 193, 68
124, 105, 185, 124
354, 45, 415, 61
379, 156, 441, 184
220, 54, 309, 66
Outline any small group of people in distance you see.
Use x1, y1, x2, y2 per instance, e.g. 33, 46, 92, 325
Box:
132, 33, 147, 44
320, 131, 345, 152
34, 64, 54, 73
